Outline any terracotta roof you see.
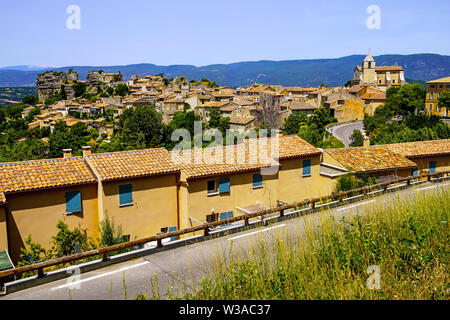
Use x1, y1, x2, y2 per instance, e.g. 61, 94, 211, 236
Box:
229, 116, 256, 125
289, 101, 316, 110
0, 158, 97, 194
375, 66, 403, 71
86, 148, 179, 181
173, 135, 321, 180
359, 92, 386, 100
325, 146, 417, 173
383, 139, 450, 158
426, 77, 450, 84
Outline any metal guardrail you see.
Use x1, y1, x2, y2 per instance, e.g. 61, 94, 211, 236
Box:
0, 170, 448, 286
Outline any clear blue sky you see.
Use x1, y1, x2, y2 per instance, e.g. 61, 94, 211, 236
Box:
1, 0, 449, 67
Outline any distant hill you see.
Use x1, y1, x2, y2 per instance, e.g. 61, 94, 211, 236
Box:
0, 54, 449, 88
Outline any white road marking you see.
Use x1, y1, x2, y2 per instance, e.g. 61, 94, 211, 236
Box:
337, 200, 375, 212
416, 182, 450, 192
50, 261, 150, 291
228, 224, 286, 241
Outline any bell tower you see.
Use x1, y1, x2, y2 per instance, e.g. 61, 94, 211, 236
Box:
362, 50, 377, 85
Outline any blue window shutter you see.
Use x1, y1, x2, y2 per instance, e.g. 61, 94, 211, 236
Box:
66, 191, 81, 213
429, 161, 436, 173
169, 226, 177, 241
119, 184, 133, 206
253, 174, 263, 188
303, 159, 311, 176
219, 178, 230, 193
412, 169, 419, 176
220, 211, 233, 220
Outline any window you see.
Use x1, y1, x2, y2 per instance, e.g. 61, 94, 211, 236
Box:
220, 211, 233, 221
253, 173, 263, 188
119, 184, 133, 206
206, 213, 219, 223
207, 180, 217, 195
302, 159, 311, 177
65, 191, 82, 214
412, 169, 419, 176
219, 177, 230, 193
122, 235, 130, 242
429, 161, 437, 173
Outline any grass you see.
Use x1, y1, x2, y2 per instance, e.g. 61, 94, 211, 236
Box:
139, 188, 449, 300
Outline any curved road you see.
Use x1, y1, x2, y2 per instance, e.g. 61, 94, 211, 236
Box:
328, 121, 364, 147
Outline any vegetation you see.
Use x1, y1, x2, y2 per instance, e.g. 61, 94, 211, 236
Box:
282, 108, 337, 148
157, 189, 449, 300
349, 129, 364, 147
334, 173, 376, 192
364, 84, 450, 145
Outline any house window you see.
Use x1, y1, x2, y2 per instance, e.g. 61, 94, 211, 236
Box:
206, 213, 219, 223
119, 184, 133, 206
253, 173, 263, 188
65, 191, 82, 214
412, 169, 419, 177
302, 159, 311, 177
429, 161, 437, 173
207, 180, 218, 195
219, 177, 230, 193
122, 235, 130, 242
220, 211, 233, 221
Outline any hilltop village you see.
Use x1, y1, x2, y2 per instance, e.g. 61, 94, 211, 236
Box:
26, 53, 406, 133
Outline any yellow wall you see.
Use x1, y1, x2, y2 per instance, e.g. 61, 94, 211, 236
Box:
408, 155, 450, 174
0, 206, 7, 252
333, 98, 365, 122
278, 156, 325, 202
100, 174, 179, 241
180, 171, 279, 230
6, 184, 98, 263
179, 155, 322, 230
425, 83, 449, 117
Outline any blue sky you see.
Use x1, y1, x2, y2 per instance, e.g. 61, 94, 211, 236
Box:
1, 0, 449, 67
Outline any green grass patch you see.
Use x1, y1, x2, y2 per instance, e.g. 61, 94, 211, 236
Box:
165, 189, 449, 300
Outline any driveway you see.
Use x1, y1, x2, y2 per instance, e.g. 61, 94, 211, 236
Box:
328, 121, 364, 147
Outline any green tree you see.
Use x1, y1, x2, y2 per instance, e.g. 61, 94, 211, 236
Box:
437, 91, 450, 113
6, 103, 25, 120
22, 94, 38, 106
114, 83, 130, 97
282, 112, 308, 135
51, 220, 96, 258
349, 129, 364, 147
17, 235, 49, 267
24, 107, 41, 123
116, 104, 164, 149
322, 136, 345, 149
298, 124, 323, 147
73, 81, 87, 97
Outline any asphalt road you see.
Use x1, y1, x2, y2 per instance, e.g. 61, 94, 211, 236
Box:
329, 121, 364, 147
1, 180, 448, 300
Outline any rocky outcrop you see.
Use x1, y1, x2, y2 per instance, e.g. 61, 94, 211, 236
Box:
36, 71, 78, 102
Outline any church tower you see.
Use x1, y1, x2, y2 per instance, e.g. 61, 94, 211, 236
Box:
362, 51, 377, 85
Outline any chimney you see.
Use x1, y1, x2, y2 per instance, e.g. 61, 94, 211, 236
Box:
63, 149, 72, 158
82, 146, 92, 157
